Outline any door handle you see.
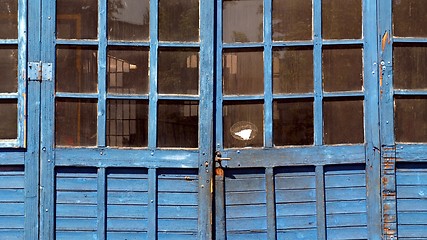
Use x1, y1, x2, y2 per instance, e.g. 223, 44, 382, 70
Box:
215, 151, 232, 163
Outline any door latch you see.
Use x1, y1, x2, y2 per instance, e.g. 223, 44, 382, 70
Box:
215, 151, 231, 167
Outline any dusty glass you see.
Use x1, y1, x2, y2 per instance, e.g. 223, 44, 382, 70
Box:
394, 45, 427, 90
56, 99, 97, 146
56, 46, 98, 93
0, 47, 18, 93
0, 101, 17, 139
0, 0, 18, 39
273, 47, 313, 94
57, 0, 98, 39
107, 100, 148, 147
157, 101, 199, 148
395, 97, 427, 142
323, 99, 364, 144
108, 0, 150, 41
223, 0, 263, 43
393, 0, 427, 37
274, 100, 313, 145
273, 0, 312, 41
322, 0, 362, 39
158, 49, 199, 95
108, 47, 149, 94
223, 50, 264, 95
323, 47, 363, 92
158, 0, 199, 42
223, 101, 263, 148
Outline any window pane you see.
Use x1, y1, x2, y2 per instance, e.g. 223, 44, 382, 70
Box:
158, 49, 199, 95
0, 100, 17, 139
223, 0, 263, 43
274, 100, 313, 146
57, 0, 98, 39
273, 47, 313, 94
323, 47, 363, 92
323, 99, 364, 144
157, 101, 198, 148
394, 45, 427, 90
108, 47, 149, 94
0, 47, 18, 93
107, 100, 148, 147
108, 0, 150, 41
223, 101, 263, 148
395, 97, 427, 142
322, 0, 362, 39
158, 0, 199, 42
56, 99, 97, 146
223, 50, 264, 95
0, 0, 18, 39
272, 0, 312, 41
393, 0, 427, 37
56, 46, 98, 93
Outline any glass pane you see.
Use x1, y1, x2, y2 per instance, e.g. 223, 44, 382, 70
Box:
0, 100, 17, 139
394, 45, 427, 90
158, 0, 199, 42
323, 47, 363, 92
56, 99, 97, 146
272, 0, 312, 41
274, 100, 313, 146
273, 47, 313, 94
323, 99, 364, 144
108, 0, 150, 41
0, 0, 18, 39
223, 50, 264, 95
0, 47, 18, 93
223, 0, 263, 43
107, 100, 148, 147
57, 0, 98, 39
158, 49, 199, 95
393, 0, 427, 37
322, 0, 362, 39
223, 101, 263, 148
56, 46, 98, 93
108, 47, 149, 94
395, 97, 427, 142
157, 101, 198, 148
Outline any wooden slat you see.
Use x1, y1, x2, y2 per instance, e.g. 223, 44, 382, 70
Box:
276, 229, 317, 239
326, 226, 368, 239
398, 225, 427, 238
106, 218, 148, 231
276, 203, 316, 216
276, 215, 317, 230
157, 219, 198, 232
107, 232, 148, 240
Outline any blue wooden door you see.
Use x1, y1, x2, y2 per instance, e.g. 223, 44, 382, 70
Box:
38, 0, 214, 239
214, 0, 382, 239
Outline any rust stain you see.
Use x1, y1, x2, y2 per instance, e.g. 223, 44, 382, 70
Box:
381, 31, 389, 52
215, 167, 224, 177
382, 176, 389, 186
379, 67, 383, 87
383, 204, 390, 211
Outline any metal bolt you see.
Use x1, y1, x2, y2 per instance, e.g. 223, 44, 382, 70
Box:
386, 121, 389, 124
201, 185, 204, 188
42, 147, 46, 151
48, 16, 51, 20
45, 209, 48, 212
380, 61, 385, 66
151, 151, 154, 156
150, 200, 154, 203
382, 66, 386, 71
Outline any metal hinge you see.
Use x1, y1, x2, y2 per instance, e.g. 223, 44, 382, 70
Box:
28, 62, 52, 81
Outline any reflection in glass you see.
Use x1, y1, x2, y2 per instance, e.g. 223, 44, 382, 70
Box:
56, 46, 98, 93
159, 0, 199, 42
274, 100, 313, 145
223, 101, 263, 148
223, 50, 264, 95
322, 47, 363, 92
107, 100, 148, 147
56, 99, 97, 146
158, 49, 199, 95
108, 0, 150, 41
0, 47, 18, 93
322, 0, 362, 39
395, 97, 427, 142
157, 101, 198, 148
0, 0, 18, 39
393, 0, 427, 37
0, 100, 17, 139
273, 0, 312, 41
323, 99, 364, 144
108, 47, 149, 94
273, 47, 313, 94
394, 45, 427, 90
57, 0, 98, 39
223, 0, 263, 43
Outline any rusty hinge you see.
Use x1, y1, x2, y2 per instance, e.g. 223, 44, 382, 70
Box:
28, 62, 52, 81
